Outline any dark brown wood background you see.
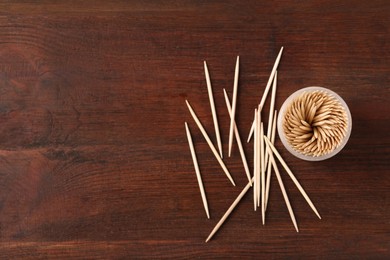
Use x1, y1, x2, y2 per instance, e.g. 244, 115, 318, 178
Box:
0, 1, 389, 258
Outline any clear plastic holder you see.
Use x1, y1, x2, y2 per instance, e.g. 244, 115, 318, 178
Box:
277, 87, 352, 161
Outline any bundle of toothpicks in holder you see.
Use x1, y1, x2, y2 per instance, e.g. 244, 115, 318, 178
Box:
184, 47, 322, 243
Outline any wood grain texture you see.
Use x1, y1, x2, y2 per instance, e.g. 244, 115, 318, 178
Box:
0, 0, 389, 258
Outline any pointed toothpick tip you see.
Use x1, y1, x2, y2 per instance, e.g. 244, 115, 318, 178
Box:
228, 59, 240, 158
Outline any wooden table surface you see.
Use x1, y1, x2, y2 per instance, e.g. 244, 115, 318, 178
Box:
0, 1, 389, 258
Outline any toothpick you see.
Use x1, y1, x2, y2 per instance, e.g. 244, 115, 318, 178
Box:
266, 143, 299, 232
248, 106, 263, 143
186, 100, 236, 186
205, 177, 254, 242
256, 107, 261, 207
247, 47, 284, 142
228, 56, 240, 157
264, 71, 278, 168
264, 72, 277, 209
253, 109, 258, 210
264, 136, 321, 219
259, 48, 283, 110
260, 122, 265, 224
204, 61, 223, 159
265, 110, 277, 210
223, 89, 252, 185
268, 71, 278, 138
185, 122, 210, 219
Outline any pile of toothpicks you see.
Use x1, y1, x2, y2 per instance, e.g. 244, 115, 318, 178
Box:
184, 47, 321, 243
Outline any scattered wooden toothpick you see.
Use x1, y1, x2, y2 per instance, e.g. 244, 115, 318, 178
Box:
253, 109, 258, 211
185, 122, 210, 219
204, 61, 223, 159
228, 56, 240, 157
256, 107, 261, 208
266, 71, 278, 140
260, 122, 265, 224
264, 72, 278, 211
247, 47, 284, 142
264, 136, 322, 219
186, 100, 236, 186
205, 178, 253, 243
265, 140, 299, 232
264, 71, 278, 168
223, 89, 252, 185
265, 110, 277, 210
